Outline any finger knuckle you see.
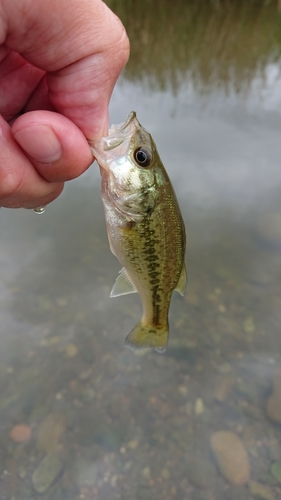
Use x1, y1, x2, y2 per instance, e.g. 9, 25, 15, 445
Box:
0, 168, 23, 201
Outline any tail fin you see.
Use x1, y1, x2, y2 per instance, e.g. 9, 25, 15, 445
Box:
125, 321, 169, 353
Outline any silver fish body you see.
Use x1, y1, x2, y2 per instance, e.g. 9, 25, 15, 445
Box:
90, 112, 186, 352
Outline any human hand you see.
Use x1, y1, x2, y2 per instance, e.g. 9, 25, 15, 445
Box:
0, 0, 129, 209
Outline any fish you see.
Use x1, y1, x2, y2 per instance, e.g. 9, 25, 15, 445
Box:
90, 111, 186, 353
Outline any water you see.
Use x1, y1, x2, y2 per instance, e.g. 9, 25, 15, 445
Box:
33, 207, 46, 215
1, 1, 281, 498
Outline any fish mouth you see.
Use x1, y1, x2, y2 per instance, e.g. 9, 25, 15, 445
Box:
104, 111, 139, 149
90, 111, 140, 171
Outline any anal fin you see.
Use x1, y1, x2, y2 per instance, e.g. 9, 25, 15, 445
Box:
110, 267, 138, 297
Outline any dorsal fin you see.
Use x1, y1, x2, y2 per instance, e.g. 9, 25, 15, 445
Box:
175, 263, 187, 296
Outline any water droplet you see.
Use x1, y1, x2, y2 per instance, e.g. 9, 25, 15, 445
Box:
33, 206, 46, 214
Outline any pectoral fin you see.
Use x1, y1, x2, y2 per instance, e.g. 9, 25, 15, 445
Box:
110, 267, 138, 297
175, 263, 187, 296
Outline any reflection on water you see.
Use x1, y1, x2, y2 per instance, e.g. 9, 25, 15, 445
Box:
1, 1, 281, 499
107, 0, 281, 94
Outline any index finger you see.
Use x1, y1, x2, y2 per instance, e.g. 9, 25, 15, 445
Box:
1, 0, 130, 139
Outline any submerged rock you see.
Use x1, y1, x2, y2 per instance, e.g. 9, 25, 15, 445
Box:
270, 460, 281, 484
214, 377, 232, 402
10, 424, 32, 443
242, 317, 255, 334
194, 398, 205, 415
249, 480, 275, 500
210, 431, 250, 485
36, 413, 66, 453
266, 368, 281, 424
32, 454, 63, 493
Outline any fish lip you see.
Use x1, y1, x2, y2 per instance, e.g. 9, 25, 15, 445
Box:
89, 111, 139, 170
112, 111, 137, 135
105, 111, 138, 144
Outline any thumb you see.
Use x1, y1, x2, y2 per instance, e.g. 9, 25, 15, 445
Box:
12, 110, 93, 183
2, 0, 130, 139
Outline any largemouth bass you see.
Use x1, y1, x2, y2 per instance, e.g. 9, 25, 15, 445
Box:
90, 112, 186, 352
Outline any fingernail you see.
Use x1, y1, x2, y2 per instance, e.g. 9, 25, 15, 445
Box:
14, 125, 62, 164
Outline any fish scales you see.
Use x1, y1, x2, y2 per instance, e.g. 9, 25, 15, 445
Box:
90, 112, 186, 352
120, 199, 184, 327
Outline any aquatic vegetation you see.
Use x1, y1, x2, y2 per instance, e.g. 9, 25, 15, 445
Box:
106, 0, 281, 94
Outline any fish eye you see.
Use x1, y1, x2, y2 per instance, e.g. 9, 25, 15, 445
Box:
133, 147, 152, 167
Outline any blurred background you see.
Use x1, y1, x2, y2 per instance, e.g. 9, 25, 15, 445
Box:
1, 1, 281, 498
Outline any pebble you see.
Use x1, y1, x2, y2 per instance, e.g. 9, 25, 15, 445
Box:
17, 464, 27, 479
161, 468, 171, 479
178, 385, 188, 397
79, 368, 92, 381
243, 317, 255, 333
210, 431, 250, 485
249, 480, 275, 500
41, 336, 60, 346
127, 439, 139, 450
80, 388, 95, 402
142, 467, 151, 479
10, 424, 32, 443
36, 413, 66, 453
65, 343, 79, 358
214, 377, 232, 402
270, 460, 281, 484
194, 398, 205, 415
242, 402, 263, 421
32, 454, 63, 493
266, 368, 281, 424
